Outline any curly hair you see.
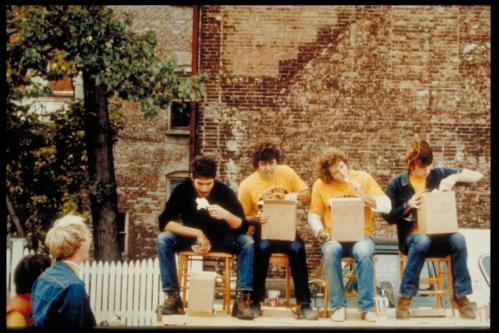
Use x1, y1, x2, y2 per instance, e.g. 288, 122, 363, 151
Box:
404, 139, 433, 171
316, 147, 348, 183
190, 155, 217, 179
251, 142, 281, 168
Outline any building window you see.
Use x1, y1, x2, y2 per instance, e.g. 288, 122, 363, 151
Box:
117, 212, 129, 258
166, 171, 189, 200
167, 101, 192, 135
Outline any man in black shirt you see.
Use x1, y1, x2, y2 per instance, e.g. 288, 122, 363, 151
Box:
156, 156, 255, 320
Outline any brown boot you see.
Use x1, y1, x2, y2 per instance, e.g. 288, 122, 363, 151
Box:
453, 295, 476, 319
396, 295, 412, 319
231, 290, 254, 320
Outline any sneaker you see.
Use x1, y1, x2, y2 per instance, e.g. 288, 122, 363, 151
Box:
330, 307, 346, 322
453, 295, 476, 319
250, 302, 263, 317
156, 291, 184, 315
360, 311, 376, 322
292, 303, 319, 320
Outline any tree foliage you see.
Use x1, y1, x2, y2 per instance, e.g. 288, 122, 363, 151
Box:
7, 5, 206, 258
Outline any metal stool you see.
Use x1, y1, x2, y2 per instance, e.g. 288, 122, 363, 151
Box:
177, 251, 233, 314
399, 251, 456, 316
269, 253, 292, 306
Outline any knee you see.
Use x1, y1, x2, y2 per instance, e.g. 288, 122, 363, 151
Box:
321, 240, 342, 257
449, 232, 467, 252
238, 234, 255, 249
352, 240, 374, 261
256, 240, 271, 252
157, 231, 176, 249
409, 234, 431, 254
289, 239, 305, 254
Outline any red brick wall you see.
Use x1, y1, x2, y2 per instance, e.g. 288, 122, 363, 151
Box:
111, 6, 193, 259
198, 6, 490, 275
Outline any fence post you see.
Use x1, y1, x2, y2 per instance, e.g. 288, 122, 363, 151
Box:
9, 238, 27, 299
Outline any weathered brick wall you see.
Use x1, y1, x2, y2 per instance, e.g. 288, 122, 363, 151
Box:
111, 6, 193, 259
198, 5, 490, 276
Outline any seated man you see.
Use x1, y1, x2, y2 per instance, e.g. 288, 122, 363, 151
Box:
307, 147, 391, 322
383, 138, 483, 320
238, 142, 319, 320
156, 155, 255, 320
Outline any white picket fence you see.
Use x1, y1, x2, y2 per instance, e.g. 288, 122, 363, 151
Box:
6, 238, 202, 326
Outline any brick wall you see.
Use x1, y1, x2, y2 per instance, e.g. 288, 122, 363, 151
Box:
198, 5, 490, 275
111, 6, 193, 259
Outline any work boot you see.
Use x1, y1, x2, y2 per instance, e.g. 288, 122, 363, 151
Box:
231, 290, 254, 320
453, 295, 476, 319
395, 295, 412, 319
250, 302, 263, 317
156, 290, 185, 315
292, 303, 319, 320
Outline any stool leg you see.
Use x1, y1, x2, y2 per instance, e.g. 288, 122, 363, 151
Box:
178, 255, 188, 308
285, 263, 291, 307
447, 259, 455, 316
436, 260, 442, 309
225, 257, 231, 314
323, 281, 329, 317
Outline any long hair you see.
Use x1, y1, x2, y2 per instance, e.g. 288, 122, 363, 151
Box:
316, 147, 348, 183
404, 139, 433, 171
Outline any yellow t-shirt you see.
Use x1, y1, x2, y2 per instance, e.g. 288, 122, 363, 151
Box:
237, 165, 308, 217
409, 173, 427, 233
309, 169, 384, 237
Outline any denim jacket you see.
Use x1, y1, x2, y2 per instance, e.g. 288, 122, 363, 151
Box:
382, 167, 461, 250
31, 260, 96, 328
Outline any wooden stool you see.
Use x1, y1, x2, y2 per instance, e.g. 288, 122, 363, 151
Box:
322, 256, 378, 317
177, 251, 233, 314
269, 253, 292, 306
399, 251, 456, 316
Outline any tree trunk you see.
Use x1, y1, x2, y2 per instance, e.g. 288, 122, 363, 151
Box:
6, 194, 25, 238
83, 73, 120, 261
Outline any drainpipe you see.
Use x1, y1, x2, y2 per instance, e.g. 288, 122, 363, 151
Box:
189, 5, 200, 161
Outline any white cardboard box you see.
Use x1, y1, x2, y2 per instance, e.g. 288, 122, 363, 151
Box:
186, 271, 217, 317
329, 197, 365, 242
417, 191, 458, 235
261, 200, 297, 241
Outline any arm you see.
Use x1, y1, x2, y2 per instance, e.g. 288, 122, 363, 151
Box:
58, 283, 94, 328
165, 221, 210, 251
439, 168, 484, 190
207, 205, 243, 229
382, 178, 407, 225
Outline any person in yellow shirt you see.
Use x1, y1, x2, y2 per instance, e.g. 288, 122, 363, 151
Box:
307, 147, 391, 322
7, 254, 51, 328
238, 142, 318, 320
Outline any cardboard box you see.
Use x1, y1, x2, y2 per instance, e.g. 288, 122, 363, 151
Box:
186, 271, 217, 317
329, 197, 365, 242
261, 200, 297, 241
417, 191, 458, 235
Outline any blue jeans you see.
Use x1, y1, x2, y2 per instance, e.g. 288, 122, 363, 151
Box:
156, 231, 255, 292
400, 232, 472, 298
321, 238, 375, 312
252, 236, 313, 305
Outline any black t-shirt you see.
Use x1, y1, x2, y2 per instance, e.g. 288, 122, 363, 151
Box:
158, 178, 248, 242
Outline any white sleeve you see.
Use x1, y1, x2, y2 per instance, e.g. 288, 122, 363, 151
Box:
307, 212, 324, 238
371, 195, 392, 214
